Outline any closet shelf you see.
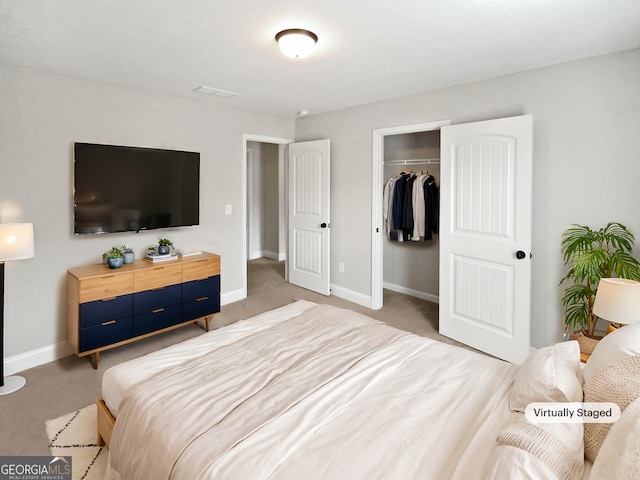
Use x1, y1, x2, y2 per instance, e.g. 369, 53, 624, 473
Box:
385, 158, 440, 166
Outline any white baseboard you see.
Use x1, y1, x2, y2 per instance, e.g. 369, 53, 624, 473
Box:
5, 341, 72, 376
221, 288, 245, 305
249, 250, 282, 261
383, 282, 439, 304
248, 250, 263, 260
330, 284, 373, 309
5, 288, 247, 375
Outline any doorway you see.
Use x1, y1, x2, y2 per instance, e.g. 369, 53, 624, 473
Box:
372, 116, 533, 363
246, 141, 284, 262
370, 120, 450, 310
242, 134, 293, 300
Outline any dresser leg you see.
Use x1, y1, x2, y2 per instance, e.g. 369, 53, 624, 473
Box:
204, 317, 210, 332
92, 352, 99, 369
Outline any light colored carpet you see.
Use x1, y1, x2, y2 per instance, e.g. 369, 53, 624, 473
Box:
45, 404, 107, 480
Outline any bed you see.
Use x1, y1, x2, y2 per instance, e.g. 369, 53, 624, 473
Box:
98, 300, 640, 479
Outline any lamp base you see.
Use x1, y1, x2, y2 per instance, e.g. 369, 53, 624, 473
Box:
0, 375, 26, 396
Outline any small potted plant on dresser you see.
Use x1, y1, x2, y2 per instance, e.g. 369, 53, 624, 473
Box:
121, 245, 135, 264
157, 238, 173, 255
102, 246, 124, 269
560, 222, 640, 354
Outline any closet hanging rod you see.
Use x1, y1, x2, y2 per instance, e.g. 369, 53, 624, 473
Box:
385, 158, 440, 166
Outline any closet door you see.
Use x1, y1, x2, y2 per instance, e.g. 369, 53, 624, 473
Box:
288, 139, 331, 295
439, 115, 532, 364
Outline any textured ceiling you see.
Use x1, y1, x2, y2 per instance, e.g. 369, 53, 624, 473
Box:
2, 0, 640, 117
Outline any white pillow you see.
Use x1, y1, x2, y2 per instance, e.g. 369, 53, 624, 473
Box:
485, 415, 584, 480
583, 355, 640, 462
509, 341, 582, 412
590, 396, 640, 479
584, 322, 640, 383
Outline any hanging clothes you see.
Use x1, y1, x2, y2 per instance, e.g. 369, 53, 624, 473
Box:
383, 171, 439, 242
423, 174, 439, 240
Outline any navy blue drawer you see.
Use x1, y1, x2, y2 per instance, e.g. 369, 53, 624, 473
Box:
79, 295, 133, 328
133, 284, 181, 315
132, 304, 182, 337
183, 294, 220, 322
80, 317, 132, 352
183, 275, 220, 301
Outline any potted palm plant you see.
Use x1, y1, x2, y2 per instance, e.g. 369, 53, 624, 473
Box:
560, 222, 640, 352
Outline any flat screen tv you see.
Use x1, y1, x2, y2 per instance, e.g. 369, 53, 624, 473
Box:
74, 142, 200, 235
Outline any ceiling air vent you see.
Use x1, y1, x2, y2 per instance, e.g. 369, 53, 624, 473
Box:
192, 85, 237, 98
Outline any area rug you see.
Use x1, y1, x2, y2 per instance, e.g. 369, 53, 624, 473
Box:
45, 404, 108, 480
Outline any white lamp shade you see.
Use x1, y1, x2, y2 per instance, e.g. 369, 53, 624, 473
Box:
593, 278, 640, 324
275, 29, 318, 58
0, 223, 35, 261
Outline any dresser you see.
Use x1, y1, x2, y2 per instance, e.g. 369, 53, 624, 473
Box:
67, 252, 220, 368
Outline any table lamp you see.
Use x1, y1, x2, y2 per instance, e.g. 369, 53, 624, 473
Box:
593, 278, 640, 326
0, 223, 35, 396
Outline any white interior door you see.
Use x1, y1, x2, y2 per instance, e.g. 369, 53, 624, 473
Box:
439, 115, 532, 364
288, 139, 330, 295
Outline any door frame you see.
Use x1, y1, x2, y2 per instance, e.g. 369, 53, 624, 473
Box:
370, 120, 450, 310
242, 134, 294, 300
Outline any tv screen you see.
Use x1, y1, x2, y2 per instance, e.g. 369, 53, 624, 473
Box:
74, 142, 200, 234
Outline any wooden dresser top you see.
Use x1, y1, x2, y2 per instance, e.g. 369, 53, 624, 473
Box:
67, 252, 220, 280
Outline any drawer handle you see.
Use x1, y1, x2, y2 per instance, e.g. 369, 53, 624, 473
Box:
196, 296, 209, 302
197, 259, 208, 263
102, 297, 117, 302
101, 275, 115, 279
153, 267, 165, 271
102, 320, 117, 326
152, 308, 165, 313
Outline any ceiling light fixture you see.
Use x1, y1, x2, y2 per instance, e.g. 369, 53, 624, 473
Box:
275, 29, 318, 59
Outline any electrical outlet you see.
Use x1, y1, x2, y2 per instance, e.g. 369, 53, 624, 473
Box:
339, 262, 345, 273
225, 204, 232, 215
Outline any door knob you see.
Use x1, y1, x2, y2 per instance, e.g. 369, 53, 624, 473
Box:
516, 250, 526, 260
320, 223, 328, 228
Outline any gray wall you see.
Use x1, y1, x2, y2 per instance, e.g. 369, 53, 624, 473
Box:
296, 48, 640, 348
3, 47, 639, 365
0, 62, 294, 362
247, 141, 280, 260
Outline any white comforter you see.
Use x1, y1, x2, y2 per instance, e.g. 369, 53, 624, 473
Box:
106, 301, 519, 480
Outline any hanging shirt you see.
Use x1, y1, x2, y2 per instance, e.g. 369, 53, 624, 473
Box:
423, 174, 439, 240
412, 173, 428, 241
402, 173, 417, 240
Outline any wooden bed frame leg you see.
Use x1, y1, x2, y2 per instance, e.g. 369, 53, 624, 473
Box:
97, 398, 115, 449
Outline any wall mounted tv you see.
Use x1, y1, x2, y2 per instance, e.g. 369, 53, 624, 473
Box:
74, 142, 200, 235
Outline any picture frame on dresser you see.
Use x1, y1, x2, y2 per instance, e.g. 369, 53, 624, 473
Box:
67, 252, 220, 368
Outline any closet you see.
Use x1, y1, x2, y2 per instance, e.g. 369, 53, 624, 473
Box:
383, 129, 440, 302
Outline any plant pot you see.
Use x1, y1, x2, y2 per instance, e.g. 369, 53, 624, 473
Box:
569, 330, 602, 355
158, 245, 170, 255
106, 256, 124, 269
123, 252, 135, 264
